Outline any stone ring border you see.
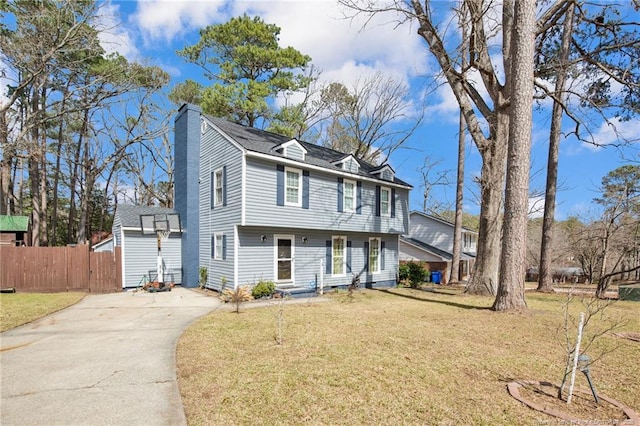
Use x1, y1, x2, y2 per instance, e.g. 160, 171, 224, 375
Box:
507, 380, 639, 425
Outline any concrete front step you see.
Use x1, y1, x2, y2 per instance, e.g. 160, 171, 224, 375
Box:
276, 285, 318, 298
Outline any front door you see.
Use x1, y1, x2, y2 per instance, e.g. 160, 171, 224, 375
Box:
275, 235, 294, 283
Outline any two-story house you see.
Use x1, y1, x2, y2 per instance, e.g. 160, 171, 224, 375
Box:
174, 104, 412, 292
399, 211, 477, 283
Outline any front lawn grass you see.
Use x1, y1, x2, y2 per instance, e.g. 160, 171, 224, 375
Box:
177, 287, 640, 425
0, 292, 85, 332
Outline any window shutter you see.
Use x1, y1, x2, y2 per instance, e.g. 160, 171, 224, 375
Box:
364, 241, 370, 272
337, 178, 344, 212
375, 186, 381, 217
381, 241, 386, 271
356, 181, 362, 214
325, 240, 332, 274
222, 235, 227, 260
276, 165, 284, 206
391, 188, 396, 218
222, 166, 227, 206
211, 235, 215, 258
346, 240, 352, 273
302, 170, 310, 209
214, 172, 216, 209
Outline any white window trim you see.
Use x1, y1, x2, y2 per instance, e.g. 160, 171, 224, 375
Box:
332, 235, 347, 276
284, 167, 302, 207
273, 234, 295, 283
214, 233, 224, 260
380, 186, 391, 217
214, 167, 224, 207
343, 179, 356, 213
369, 237, 381, 274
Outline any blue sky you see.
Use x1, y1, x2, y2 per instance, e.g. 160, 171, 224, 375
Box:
98, 0, 639, 220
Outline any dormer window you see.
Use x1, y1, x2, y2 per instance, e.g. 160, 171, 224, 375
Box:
371, 164, 395, 182
332, 154, 360, 173
275, 139, 307, 161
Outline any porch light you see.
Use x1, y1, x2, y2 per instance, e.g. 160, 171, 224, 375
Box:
302, 236, 308, 243
260, 235, 267, 242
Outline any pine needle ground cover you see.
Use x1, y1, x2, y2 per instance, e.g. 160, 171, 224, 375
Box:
177, 288, 640, 425
0, 292, 85, 332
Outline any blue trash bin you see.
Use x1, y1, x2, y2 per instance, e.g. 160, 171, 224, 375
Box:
431, 271, 442, 284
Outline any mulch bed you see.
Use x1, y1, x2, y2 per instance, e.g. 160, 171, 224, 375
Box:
508, 380, 639, 424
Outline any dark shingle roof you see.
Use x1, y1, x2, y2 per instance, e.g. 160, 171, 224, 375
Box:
401, 236, 476, 261
208, 117, 412, 188
115, 205, 180, 230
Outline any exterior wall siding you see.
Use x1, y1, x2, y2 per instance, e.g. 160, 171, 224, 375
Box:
244, 157, 409, 234
399, 241, 446, 262
200, 119, 243, 290
231, 227, 398, 290
285, 144, 305, 161
409, 213, 455, 252
121, 232, 182, 288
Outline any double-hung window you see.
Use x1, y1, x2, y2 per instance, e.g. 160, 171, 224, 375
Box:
369, 237, 380, 273
343, 180, 355, 212
214, 168, 224, 206
380, 187, 391, 217
285, 167, 302, 206
332, 236, 346, 275
213, 234, 224, 260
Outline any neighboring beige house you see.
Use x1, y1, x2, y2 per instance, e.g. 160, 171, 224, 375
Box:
399, 211, 477, 283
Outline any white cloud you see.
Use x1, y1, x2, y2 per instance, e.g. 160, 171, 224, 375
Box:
96, 1, 139, 60
132, 0, 226, 42
131, 0, 428, 89
583, 117, 640, 150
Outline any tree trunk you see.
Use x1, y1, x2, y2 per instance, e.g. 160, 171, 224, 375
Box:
492, 0, 536, 311
450, 109, 465, 284
0, 110, 11, 215
29, 89, 41, 246
39, 89, 48, 247
77, 136, 92, 245
450, 5, 469, 285
68, 108, 88, 243
538, 2, 575, 292
466, 111, 509, 295
50, 91, 69, 246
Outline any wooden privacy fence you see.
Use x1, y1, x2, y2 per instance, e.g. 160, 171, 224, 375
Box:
0, 245, 122, 293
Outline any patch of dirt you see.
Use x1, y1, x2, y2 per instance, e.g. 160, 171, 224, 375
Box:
508, 381, 638, 424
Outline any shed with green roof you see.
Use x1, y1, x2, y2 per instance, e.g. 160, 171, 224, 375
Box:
0, 215, 29, 246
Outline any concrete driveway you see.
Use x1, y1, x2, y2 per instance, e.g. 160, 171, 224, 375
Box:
1, 287, 220, 426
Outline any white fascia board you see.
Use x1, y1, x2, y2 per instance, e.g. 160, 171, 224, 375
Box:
245, 150, 411, 190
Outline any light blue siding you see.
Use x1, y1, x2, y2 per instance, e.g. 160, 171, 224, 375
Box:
409, 213, 455, 252
200, 118, 243, 290
244, 157, 409, 234
234, 227, 398, 290
344, 157, 359, 173
284, 143, 305, 161
121, 232, 182, 288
